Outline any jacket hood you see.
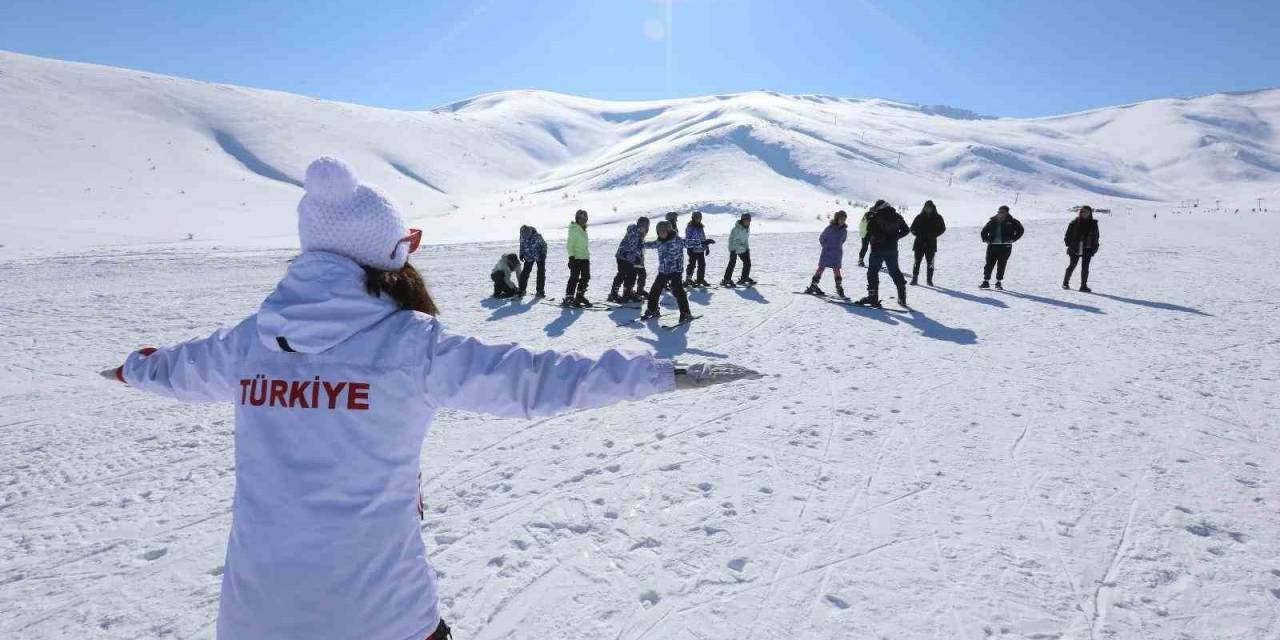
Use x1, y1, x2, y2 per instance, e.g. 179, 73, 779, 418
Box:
257, 251, 400, 354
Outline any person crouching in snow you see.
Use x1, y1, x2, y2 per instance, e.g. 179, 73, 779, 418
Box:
806, 210, 849, 298
609, 216, 649, 303
641, 220, 694, 323
517, 225, 547, 298
97, 157, 759, 640
491, 253, 520, 298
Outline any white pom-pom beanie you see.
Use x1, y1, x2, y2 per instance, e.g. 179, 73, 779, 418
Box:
297, 156, 411, 270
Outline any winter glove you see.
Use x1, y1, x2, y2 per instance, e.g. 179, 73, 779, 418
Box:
674, 362, 762, 390
98, 347, 157, 384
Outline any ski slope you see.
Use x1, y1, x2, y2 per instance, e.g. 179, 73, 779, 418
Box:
2, 50, 1279, 258
2, 211, 1278, 639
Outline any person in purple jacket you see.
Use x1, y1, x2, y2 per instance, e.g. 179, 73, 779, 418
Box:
805, 210, 849, 298
97, 157, 758, 640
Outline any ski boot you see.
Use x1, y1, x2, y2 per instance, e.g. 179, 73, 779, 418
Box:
835, 284, 847, 299
1079, 285, 1092, 293
857, 260, 866, 268
560, 298, 574, 308
677, 312, 696, 324
926, 269, 934, 287
720, 279, 737, 288
607, 291, 624, 304
639, 309, 661, 321
994, 281, 1003, 290
695, 279, 711, 288
1062, 281, 1070, 290
738, 277, 756, 286
854, 294, 882, 308
574, 295, 593, 308
804, 283, 825, 296
910, 275, 918, 286
897, 283, 908, 307
979, 280, 990, 289
683, 278, 695, 287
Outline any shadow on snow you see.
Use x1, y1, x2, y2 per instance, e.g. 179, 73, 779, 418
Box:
1088, 292, 1212, 317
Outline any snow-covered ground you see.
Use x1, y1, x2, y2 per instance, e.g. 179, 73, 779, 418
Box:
3, 50, 1278, 258
2, 210, 1277, 639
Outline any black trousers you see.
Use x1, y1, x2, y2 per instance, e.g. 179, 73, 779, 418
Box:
983, 244, 1012, 281
724, 251, 751, 282
1065, 253, 1092, 286
867, 246, 906, 295
647, 272, 691, 316
565, 258, 590, 300
912, 248, 936, 277
492, 272, 518, 297
611, 257, 636, 295
518, 258, 545, 295
858, 237, 870, 262
685, 249, 706, 282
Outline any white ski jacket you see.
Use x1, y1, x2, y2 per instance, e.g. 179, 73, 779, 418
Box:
120, 251, 675, 640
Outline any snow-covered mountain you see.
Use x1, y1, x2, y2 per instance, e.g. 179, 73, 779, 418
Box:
2, 50, 1278, 255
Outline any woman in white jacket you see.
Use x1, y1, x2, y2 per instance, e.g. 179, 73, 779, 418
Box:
99, 157, 755, 640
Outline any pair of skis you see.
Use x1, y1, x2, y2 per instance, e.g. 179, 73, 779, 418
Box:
794, 290, 910, 313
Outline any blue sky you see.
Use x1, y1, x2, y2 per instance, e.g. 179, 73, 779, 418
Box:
4, 0, 1277, 117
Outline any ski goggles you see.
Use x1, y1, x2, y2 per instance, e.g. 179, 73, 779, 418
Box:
391, 228, 423, 259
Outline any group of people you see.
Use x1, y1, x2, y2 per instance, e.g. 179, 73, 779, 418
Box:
491, 199, 1103, 316
492, 209, 756, 325
802, 200, 1100, 306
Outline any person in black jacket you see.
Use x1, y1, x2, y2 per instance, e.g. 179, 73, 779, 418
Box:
909, 200, 946, 286
855, 201, 911, 307
979, 205, 1025, 289
1063, 205, 1100, 292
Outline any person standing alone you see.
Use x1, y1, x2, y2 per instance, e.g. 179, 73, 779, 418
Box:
721, 213, 754, 287
909, 200, 946, 286
1063, 205, 1100, 292
855, 202, 911, 307
562, 209, 592, 307
980, 205, 1024, 290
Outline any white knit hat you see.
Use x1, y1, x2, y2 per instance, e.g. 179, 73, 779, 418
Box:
297, 156, 412, 270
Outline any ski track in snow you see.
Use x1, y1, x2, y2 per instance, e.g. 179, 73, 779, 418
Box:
2, 215, 1279, 639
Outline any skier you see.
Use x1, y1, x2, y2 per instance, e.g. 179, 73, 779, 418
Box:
909, 200, 946, 286
854, 201, 911, 307
562, 209, 592, 307
979, 205, 1025, 289
609, 216, 649, 303
857, 202, 882, 267
96, 157, 759, 640
517, 225, 547, 298
805, 210, 849, 298
640, 220, 694, 323
491, 253, 520, 299
662, 211, 682, 293
683, 210, 715, 287
720, 213, 754, 287
1063, 205, 1100, 292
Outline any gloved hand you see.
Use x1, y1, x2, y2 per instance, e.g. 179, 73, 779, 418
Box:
100, 367, 123, 382
674, 361, 762, 389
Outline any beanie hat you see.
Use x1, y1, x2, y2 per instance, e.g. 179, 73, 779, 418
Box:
297, 157, 411, 271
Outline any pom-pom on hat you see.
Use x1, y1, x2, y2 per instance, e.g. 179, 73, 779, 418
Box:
297, 156, 413, 271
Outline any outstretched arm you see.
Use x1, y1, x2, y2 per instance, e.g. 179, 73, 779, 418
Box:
104, 317, 255, 403
424, 329, 675, 419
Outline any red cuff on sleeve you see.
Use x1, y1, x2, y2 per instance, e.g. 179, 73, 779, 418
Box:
114, 366, 125, 383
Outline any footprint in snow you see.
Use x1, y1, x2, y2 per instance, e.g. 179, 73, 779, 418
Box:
639, 590, 661, 606
824, 594, 850, 609
140, 548, 167, 561
727, 558, 748, 572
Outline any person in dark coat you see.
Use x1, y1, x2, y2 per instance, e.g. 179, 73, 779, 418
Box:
683, 211, 715, 287
979, 205, 1025, 289
856, 201, 883, 267
640, 220, 693, 323
856, 202, 911, 307
517, 225, 547, 297
805, 210, 849, 298
909, 200, 946, 286
1063, 205, 1100, 292
609, 216, 650, 303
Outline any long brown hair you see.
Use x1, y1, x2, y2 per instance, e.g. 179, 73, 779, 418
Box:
363, 262, 439, 316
